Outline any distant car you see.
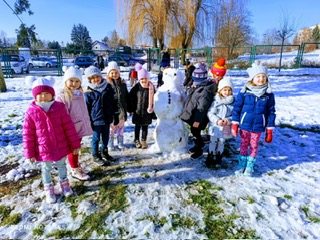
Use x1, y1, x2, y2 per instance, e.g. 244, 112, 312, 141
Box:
108, 53, 146, 67
0, 54, 29, 74
28, 57, 58, 68
74, 56, 94, 68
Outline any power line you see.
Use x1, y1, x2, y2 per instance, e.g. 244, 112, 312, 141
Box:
2, 0, 24, 24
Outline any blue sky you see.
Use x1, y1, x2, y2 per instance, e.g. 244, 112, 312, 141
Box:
0, 0, 319, 45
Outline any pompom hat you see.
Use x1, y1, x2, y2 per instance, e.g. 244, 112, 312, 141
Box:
138, 68, 149, 79
62, 66, 83, 82
25, 76, 56, 98
84, 66, 102, 82
106, 61, 120, 76
247, 62, 268, 80
217, 77, 234, 92
211, 58, 227, 77
134, 62, 143, 72
192, 62, 208, 85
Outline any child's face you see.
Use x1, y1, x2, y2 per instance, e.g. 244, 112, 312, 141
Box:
213, 73, 223, 81
88, 75, 102, 85
66, 77, 81, 90
139, 78, 149, 85
252, 73, 267, 86
220, 87, 232, 97
36, 92, 53, 102
108, 69, 120, 80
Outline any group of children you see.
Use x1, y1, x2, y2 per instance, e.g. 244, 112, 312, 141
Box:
22, 57, 275, 204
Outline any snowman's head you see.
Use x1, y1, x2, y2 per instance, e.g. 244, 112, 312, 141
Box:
162, 68, 184, 89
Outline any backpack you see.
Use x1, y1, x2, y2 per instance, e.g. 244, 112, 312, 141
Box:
130, 70, 137, 79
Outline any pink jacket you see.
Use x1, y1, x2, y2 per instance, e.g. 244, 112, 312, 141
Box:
56, 90, 93, 138
23, 101, 81, 162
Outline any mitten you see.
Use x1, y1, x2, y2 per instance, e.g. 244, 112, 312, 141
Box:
265, 129, 273, 143
231, 124, 239, 137
27, 158, 36, 164
113, 115, 119, 126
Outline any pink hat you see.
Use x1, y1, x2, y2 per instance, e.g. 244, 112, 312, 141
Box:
25, 76, 55, 98
138, 68, 149, 79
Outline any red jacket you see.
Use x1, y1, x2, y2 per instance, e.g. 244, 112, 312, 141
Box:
23, 101, 81, 162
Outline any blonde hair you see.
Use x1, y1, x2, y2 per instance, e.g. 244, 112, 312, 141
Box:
63, 81, 83, 104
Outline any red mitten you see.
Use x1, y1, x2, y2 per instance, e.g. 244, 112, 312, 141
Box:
265, 129, 273, 143
231, 124, 239, 137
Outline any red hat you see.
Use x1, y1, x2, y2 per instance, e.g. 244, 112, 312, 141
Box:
211, 58, 227, 77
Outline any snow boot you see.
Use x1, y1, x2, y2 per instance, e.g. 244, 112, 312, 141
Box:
243, 156, 256, 177
117, 135, 124, 149
190, 146, 203, 159
71, 167, 90, 181
135, 140, 141, 148
108, 137, 115, 151
234, 155, 247, 176
141, 140, 148, 149
216, 152, 223, 165
205, 152, 215, 167
60, 179, 73, 198
102, 149, 114, 162
44, 184, 56, 204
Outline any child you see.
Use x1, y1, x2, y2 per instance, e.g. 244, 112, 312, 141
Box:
183, 59, 195, 90
56, 66, 92, 181
180, 62, 216, 159
23, 76, 81, 204
205, 77, 235, 167
157, 61, 170, 88
128, 67, 156, 149
231, 63, 276, 177
210, 58, 227, 88
105, 61, 129, 150
84, 66, 119, 166
128, 62, 139, 87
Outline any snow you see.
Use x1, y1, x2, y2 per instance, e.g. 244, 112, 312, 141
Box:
0, 53, 320, 239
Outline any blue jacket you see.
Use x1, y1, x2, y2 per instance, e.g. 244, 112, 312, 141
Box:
232, 91, 276, 132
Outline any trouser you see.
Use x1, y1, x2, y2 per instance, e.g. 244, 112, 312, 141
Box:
41, 158, 67, 185
190, 126, 204, 148
239, 130, 262, 158
110, 119, 125, 137
134, 124, 148, 141
91, 124, 110, 155
208, 136, 225, 154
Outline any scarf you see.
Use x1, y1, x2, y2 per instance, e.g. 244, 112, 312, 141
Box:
141, 81, 155, 113
241, 81, 272, 97
89, 79, 107, 93
36, 100, 55, 112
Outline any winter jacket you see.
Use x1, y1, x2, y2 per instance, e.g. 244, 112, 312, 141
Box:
232, 90, 276, 132
128, 83, 156, 125
108, 78, 129, 121
207, 94, 234, 139
84, 81, 119, 126
56, 90, 93, 138
180, 81, 216, 130
23, 101, 81, 162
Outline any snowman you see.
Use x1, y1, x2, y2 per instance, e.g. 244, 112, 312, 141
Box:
151, 68, 189, 154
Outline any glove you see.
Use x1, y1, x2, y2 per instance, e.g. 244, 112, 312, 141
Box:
27, 158, 36, 164
265, 129, 273, 143
113, 115, 119, 126
231, 124, 239, 137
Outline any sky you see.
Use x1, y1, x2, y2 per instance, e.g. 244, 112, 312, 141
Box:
0, 52, 320, 238
0, 0, 319, 45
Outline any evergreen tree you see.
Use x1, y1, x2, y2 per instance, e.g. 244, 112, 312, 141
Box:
71, 24, 92, 50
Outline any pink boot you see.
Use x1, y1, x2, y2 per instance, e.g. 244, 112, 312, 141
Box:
60, 179, 73, 197
44, 184, 56, 204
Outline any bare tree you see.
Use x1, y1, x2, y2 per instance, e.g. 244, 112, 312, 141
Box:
276, 10, 296, 71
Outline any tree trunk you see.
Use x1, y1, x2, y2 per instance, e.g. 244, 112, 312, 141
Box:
0, 65, 7, 93
278, 39, 285, 72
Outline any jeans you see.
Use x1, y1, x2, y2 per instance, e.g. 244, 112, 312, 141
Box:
92, 124, 110, 155
41, 158, 67, 185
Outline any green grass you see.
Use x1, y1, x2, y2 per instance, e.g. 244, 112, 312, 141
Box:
0, 205, 21, 226
279, 123, 320, 133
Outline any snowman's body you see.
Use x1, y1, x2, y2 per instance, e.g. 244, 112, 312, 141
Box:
152, 68, 189, 154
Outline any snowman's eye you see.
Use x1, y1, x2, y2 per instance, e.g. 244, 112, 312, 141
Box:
174, 73, 177, 76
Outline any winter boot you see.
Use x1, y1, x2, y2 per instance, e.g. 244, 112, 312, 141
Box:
60, 179, 73, 198
92, 153, 106, 166
108, 137, 115, 151
71, 167, 90, 181
101, 149, 114, 162
189, 145, 198, 154
243, 156, 256, 177
44, 184, 56, 204
117, 135, 124, 149
205, 152, 215, 167
190, 146, 203, 159
234, 155, 248, 176
135, 140, 142, 148
141, 140, 148, 149
216, 152, 223, 165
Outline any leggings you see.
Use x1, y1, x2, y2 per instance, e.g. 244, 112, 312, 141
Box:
208, 136, 225, 155
134, 125, 148, 141
239, 130, 262, 158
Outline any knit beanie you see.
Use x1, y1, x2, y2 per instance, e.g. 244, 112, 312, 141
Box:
217, 77, 234, 92
62, 66, 83, 82
84, 66, 102, 82
247, 62, 268, 80
106, 61, 120, 76
138, 68, 149, 80
161, 61, 170, 68
25, 76, 56, 98
211, 58, 227, 77
192, 62, 208, 86
135, 62, 143, 72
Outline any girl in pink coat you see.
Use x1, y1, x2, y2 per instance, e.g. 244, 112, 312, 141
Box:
56, 66, 93, 181
23, 76, 81, 204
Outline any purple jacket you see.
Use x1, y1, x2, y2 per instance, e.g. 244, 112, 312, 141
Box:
23, 101, 81, 162
56, 90, 93, 138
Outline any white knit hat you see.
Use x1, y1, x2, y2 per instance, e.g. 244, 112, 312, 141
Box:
84, 66, 102, 81
62, 66, 83, 82
217, 77, 234, 92
247, 62, 268, 80
106, 61, 120, 76
25, 76, 56, 98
